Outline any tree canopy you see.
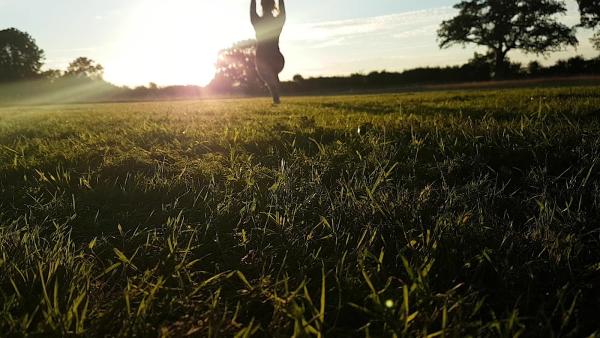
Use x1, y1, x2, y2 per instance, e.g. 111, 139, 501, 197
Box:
576, 0, 600, 49
438, 0, 578, 78
0, 28, 45, 82
577, 0, 600, 28
209, 40, 265, 95
65, 57, 104, 80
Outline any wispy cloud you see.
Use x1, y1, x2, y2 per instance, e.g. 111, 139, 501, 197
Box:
280, 7, 460, 78
285, 7, 456, 48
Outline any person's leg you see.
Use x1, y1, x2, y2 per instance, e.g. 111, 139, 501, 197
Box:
256, 59, 281, 104
272, 54, 285, 104
270, 73, 281, 104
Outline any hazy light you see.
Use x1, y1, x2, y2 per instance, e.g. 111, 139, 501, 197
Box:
104, 0, 249, 87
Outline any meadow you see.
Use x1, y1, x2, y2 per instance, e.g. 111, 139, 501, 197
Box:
0, 87, 599, 337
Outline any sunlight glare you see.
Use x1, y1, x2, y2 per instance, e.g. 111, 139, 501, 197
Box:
104, 0, 248, 87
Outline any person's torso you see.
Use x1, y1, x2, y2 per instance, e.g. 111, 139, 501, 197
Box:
253, 16, 284, 56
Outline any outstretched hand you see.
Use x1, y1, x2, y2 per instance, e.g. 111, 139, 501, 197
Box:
279, 0, 286, 19
250, 0, 258, 24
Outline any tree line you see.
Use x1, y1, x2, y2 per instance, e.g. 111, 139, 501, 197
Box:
0, 28, 104, 83
1, 0, 599, 102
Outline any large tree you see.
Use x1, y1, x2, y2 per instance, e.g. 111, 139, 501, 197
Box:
0, 28, 45, 82
438, 0, 577, 78
209, 40, 265, 95
64, 57, 104, 80
576, 0, 600, 49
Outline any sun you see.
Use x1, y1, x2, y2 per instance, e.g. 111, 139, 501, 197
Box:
104, 0, 248, 87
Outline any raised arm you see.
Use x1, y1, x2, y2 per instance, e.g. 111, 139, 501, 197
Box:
250, 0, 258, 25
278, 0, 286, 22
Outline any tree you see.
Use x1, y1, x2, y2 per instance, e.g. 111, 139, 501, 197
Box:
528, 61, 543, 76
293, 74, 304, 83
438, 0, 577, 78
40, 69, 63, 81
576, 0, 600, 50
65, 57, 104, 80
0, 28, 45, 82
577, 0, 600, 28
209, 40, 265, 95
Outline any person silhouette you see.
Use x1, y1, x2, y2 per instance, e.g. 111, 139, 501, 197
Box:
251, 0, 286, 104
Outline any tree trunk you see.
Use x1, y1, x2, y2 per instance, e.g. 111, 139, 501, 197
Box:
494, 48, 507, 80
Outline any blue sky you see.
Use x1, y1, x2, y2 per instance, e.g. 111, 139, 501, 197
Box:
0, 0, 596, 86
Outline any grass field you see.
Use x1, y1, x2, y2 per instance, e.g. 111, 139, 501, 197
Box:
1, 87, 599, 337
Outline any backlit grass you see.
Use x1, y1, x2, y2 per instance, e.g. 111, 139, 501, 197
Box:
1, 87, 599, 336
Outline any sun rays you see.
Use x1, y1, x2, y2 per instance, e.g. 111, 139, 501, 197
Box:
103, 0, 249, 87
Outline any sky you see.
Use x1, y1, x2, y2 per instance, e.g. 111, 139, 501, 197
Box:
0, 0, 597, 87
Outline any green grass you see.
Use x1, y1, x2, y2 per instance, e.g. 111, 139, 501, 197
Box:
1, 87, 599, 337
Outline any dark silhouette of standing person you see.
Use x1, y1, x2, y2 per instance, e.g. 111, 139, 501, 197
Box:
251, 0, 286, 104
